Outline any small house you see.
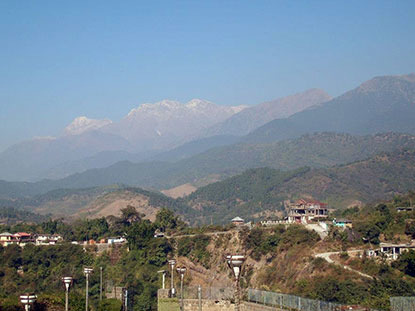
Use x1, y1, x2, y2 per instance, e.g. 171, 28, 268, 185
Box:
333, 219, 353, 228
379, 243, 415, 260
0, 232, 17, 246
231, 217, 245, 226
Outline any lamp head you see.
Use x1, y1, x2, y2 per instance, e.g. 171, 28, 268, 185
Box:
227, 254, 246, 279
62, 276, 73, 291
176, 267, 186, 276
83, 267, 93, 275
20, 293, 37, 305
168, 259, 176, 267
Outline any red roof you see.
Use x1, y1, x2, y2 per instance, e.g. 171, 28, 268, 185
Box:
14, 232, 31, 237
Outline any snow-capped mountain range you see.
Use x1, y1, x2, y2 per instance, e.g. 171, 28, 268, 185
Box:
0, 92, 327, 181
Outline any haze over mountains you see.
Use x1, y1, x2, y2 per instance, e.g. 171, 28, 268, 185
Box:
1, 73, 415, 223
0, 73, 414, 189
0, 91, 329, 181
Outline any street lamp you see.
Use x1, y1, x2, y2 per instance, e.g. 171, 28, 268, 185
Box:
168, 259, 176, 296
62, 276, 73, 311
176, 267, 187, 311
157, 270, 166, 289
226, 254, 245, 311
83, 267, 93, 311
20, 293, 37, 311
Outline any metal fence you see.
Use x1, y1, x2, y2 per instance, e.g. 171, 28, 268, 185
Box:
390, 296, 415, 311
247, 289, 379, 311
182, 286, 234, 301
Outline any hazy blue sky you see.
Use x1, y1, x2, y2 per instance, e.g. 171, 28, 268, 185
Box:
1, 0, 414, 151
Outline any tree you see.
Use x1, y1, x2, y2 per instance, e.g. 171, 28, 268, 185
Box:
154, 208, 181, 232
392, 250, 415, 277
120, 206, 144, 226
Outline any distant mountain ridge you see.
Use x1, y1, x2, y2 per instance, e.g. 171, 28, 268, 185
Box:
245, 74, 415, 143
0, 99, 246, 181
1, 73, 415, 183
203, 88, 331, 136
1, 132, 415, 199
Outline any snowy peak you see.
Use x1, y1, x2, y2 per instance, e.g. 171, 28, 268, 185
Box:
126, 99, 246, 119
64, 116, 112, 135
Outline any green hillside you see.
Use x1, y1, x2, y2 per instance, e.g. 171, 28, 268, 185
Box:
186, 150, 415, 224
2, 132, 415, 197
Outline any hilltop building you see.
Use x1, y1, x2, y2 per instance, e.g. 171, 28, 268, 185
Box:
231, 217, 245, 226
35, 234, 63, 246
0, 232, 17, 246
287, 199, 329, 224
0, 232, 34, 246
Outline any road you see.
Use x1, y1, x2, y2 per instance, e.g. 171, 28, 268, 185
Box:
315, 250, 374, 279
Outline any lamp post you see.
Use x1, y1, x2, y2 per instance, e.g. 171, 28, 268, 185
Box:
20, 293, 37, 311
157, 270, 166, 289
168, 259, 176, 296
226, 254, 245, 311
83, 267, 93, 311
62, 277, 73, 311
176, 267, 187, 311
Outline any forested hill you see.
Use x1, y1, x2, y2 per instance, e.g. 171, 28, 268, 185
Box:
0, 185, 195, 221
185, 150, 415, 224
2, 132, 415, 198
0, 206, 48, 224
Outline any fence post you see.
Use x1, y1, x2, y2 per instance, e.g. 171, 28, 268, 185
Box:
198, 285, 202, 311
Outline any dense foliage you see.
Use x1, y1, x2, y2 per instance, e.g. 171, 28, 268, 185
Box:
185, 150, 415, 224
0, 207, 184, 311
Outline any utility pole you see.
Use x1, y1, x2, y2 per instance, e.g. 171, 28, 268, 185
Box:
100, 266, 103, 301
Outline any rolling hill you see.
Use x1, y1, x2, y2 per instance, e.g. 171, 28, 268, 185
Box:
1, 132, 415, 198
185, 149, 415, 224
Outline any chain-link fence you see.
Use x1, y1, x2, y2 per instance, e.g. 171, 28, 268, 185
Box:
390, 296, 415, 311
182, 286, 234, 300
247, 289, 379, 311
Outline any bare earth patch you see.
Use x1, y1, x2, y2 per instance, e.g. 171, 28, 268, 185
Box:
161, 183, 197, 198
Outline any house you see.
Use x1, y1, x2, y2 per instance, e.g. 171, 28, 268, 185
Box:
379, 243, 415, 260
35, 234, 63, 245
107, 237, 126, 244
154, 229, 165, 238
365, 249, 380, 258
396, 206, 415, 212
287, 199, 329, 224
231, 217, 245, 226
0, 232, 18, 246
260, 219, 287, 226
333, 218, 353, 228
13, 232, 34, 246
